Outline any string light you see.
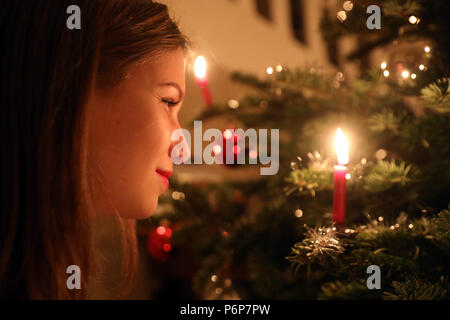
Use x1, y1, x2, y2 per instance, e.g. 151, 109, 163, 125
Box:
276, 65, 283, 72
380, 62, 387, 69
408, 224, 414, 229
211, 275, 218, 282
212, 145, 222, 155
419, 64, 425, 70
378, 216, 384, 222
375, 149, 387, 160
172, 191, 185, 200
345, 173, 351, 180
401, 70, 410, 79
335, 72, 344, 82
228, 99, 239, 109
266, 66, 273, 75
337, 11, 347, 22
223, 129, 233, 139
157, 226, 166, 235
424, 46, 431, 53
343, 1, 353, 11
162, 243, 172, 252
411, 73, 417, 79
383, 70, 390, 77
224, 279, 232, 287
295, 209, 303, 218
408, 16, 419, 24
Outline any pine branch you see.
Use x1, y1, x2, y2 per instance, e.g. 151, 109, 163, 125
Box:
383, 276, 449, 300
318, 280, 378, 300
285, 160, 333, 197
368, 110, 401, 133
363, 160, 413, 193
420, 78, 450, 113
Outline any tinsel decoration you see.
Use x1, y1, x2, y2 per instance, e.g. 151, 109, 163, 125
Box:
286, 225, 345, 278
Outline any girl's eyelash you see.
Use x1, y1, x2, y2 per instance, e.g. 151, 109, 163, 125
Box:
162, 98, 179, 108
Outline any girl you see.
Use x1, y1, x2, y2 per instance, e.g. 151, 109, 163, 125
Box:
0, 0, 189, 299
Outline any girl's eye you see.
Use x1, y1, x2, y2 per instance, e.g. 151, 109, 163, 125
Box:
162, 98, 179, 108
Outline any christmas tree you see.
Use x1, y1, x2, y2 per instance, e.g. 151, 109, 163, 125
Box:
138, 0, 450, 299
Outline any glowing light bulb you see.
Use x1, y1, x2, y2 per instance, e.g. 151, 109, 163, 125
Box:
276, 65, 283, 72
228, 99, 239, 109
401, 70, 410, 79
343, 1, 353, 11
213, 145, 222, 154
424, 46, 430, 53
419, 64, 425, 70
337, 10, 347, 22
411, 73, 417, 79
380, 62, 387, 69
156, 226, 166, 235
375, 149, 387, 160
383, 70, 390, 77
334, 128, 349, 165
266, 67, 273, 75
408, 16, 418, 24
223, 130, 233, 139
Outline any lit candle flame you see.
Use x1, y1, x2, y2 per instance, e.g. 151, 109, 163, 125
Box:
335, 128, 349, 165
194, 56, 207, 79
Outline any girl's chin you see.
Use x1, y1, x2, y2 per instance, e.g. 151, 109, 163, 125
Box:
118, 199, 159, 220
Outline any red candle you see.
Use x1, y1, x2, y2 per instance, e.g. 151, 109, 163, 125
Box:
194, 56, 212, 108
194, 76, 212, 108
333, 128, 349, 225
333, 165, 347, 225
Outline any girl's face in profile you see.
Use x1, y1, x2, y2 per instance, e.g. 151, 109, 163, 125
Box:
86, 48, 186, 219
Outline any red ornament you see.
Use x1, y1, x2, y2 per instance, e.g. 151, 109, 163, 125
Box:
146, 226, 173, 261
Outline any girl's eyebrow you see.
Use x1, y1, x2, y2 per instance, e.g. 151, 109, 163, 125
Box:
158, 82, 184, 100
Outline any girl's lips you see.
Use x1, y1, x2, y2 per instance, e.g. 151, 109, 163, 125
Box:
156, 169, 172, 189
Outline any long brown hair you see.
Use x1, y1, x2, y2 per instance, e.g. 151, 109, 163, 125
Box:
0, 0, 189, 299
